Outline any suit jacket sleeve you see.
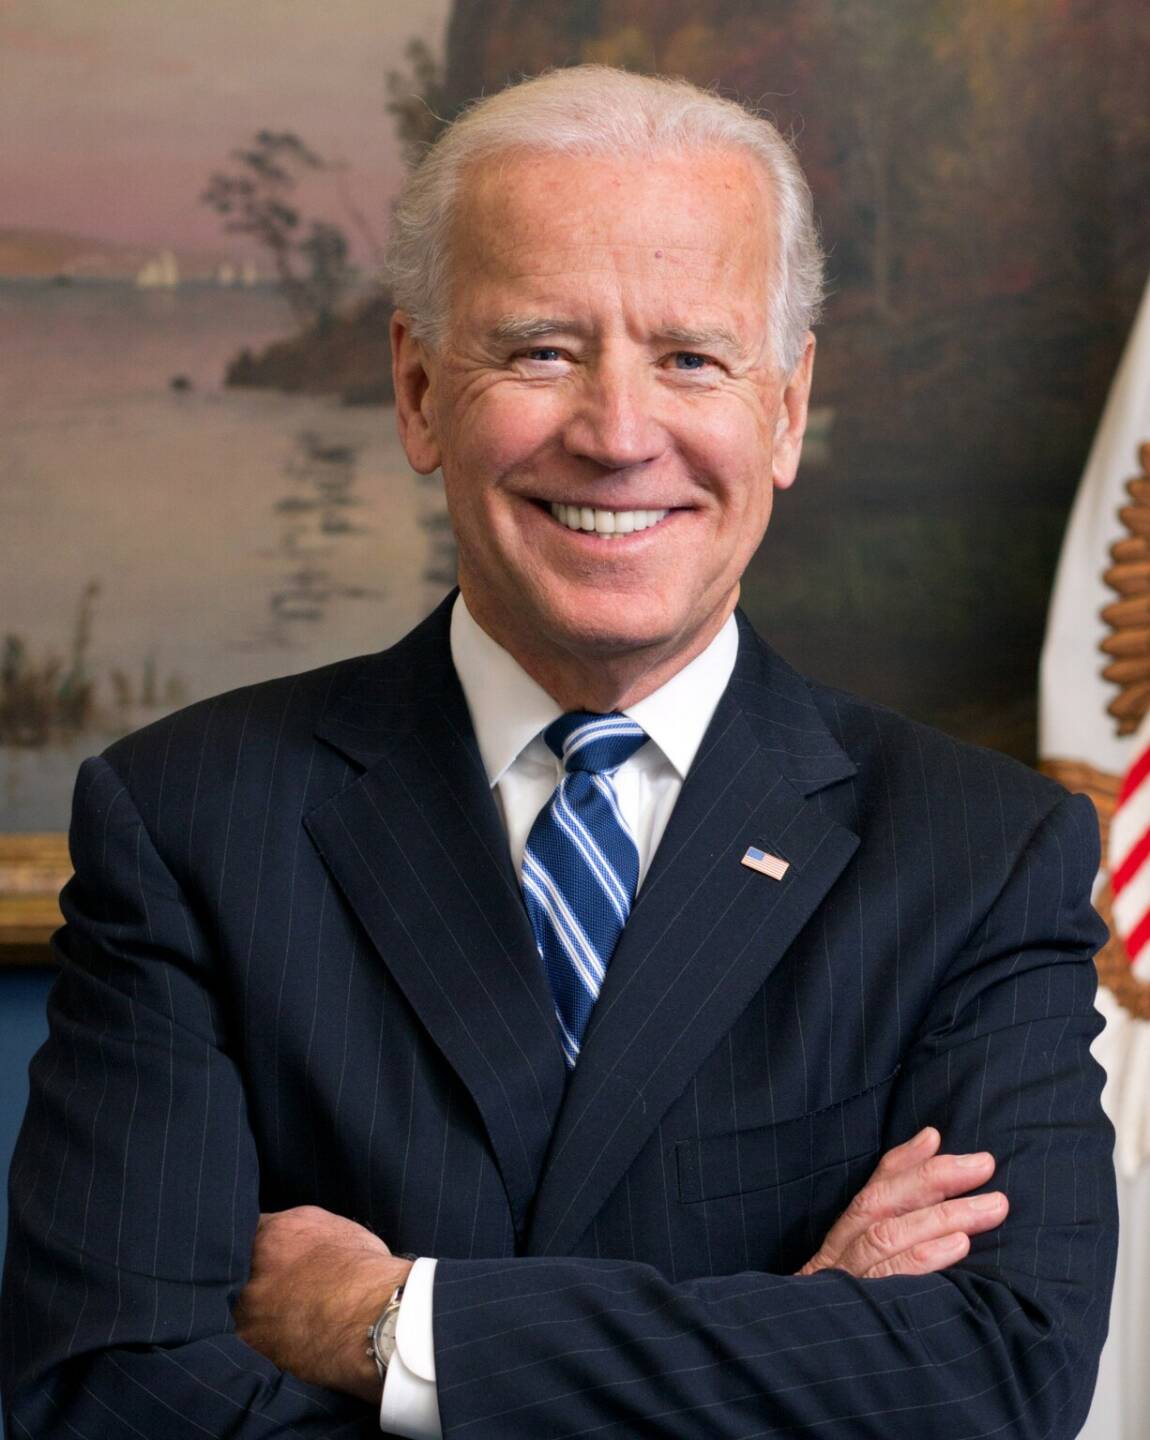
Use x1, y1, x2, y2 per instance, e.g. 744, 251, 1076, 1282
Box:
429, 788, 1117, 1439
1, 755, 382, 1438
3, 753, 1117, 1440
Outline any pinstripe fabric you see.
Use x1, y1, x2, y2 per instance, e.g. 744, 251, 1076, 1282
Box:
1, 596, 1116, 1438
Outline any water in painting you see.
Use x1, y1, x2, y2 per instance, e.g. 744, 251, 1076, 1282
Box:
0, 281, 449, 829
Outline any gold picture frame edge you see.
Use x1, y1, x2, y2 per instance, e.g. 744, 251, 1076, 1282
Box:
0, 833, 70, 964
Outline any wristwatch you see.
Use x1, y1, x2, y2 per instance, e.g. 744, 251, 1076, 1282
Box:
366, 1260, 416, 1383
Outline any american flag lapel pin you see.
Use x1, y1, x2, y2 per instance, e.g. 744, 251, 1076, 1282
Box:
741, 845, 790, 881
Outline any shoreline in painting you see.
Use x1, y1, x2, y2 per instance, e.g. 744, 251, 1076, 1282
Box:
0, 281, 449, 830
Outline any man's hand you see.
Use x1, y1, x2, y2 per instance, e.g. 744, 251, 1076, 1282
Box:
798, 1127, 1007, 1279
238, 1133, 1000, 1400
235, 1206, 412, 1404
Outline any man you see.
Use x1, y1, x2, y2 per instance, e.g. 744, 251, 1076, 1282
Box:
2, 66, 1116, 1438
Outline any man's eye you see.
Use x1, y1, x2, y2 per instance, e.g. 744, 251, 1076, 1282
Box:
672, 352, 712, 371
524, 347, 563, 362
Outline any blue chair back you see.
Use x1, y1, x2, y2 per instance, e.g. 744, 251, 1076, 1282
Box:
1, 965, 55, 1438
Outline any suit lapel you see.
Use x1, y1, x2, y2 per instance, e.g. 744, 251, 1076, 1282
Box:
304, 598, 566, 1237
527, 619, 860, 1256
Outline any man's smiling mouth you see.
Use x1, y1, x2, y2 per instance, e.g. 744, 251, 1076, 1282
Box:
547, 502, 671, 537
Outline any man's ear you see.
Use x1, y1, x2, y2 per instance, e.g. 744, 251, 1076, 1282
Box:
391, 311, 442, 475
771, 331, 816, 492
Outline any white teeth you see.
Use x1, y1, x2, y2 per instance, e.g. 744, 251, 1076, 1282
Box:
549, 503, 669, 536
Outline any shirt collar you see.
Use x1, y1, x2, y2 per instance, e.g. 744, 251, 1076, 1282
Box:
624, 614, 738, 779
450, 593, 739, 787
451, 596, 563, 787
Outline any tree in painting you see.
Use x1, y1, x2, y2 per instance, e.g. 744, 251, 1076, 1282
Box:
202, 131, 354, 332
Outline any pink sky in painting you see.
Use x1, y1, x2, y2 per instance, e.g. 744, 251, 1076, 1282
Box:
1, 0, 451, 259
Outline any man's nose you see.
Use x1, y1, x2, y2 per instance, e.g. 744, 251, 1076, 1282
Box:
560, 362, 666, 470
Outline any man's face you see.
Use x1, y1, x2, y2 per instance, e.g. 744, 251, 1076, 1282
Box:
393, 147, 813, 684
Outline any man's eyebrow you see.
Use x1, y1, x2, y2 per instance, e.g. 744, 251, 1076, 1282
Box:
487, 316, 582, 344
659, 325, 744, 355
484, 317, 746, 354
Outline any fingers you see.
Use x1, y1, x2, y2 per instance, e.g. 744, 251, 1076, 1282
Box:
855, 1148, 997, 1225
869, 1125, 941, 1180
841, 1189, 1009, 1280
797, 1130, 1004, 1277
863, 1135, 996, 1214
825, 1142, 995, 1253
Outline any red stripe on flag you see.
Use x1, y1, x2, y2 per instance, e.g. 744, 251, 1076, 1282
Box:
1112, 824, 1150, 896
1121, 907, 1150, 967
1119, 743, 1150, 803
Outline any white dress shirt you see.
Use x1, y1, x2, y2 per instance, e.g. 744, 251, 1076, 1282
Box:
379, 593, 739, 1436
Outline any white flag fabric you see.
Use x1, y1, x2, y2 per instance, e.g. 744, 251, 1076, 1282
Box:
1041, 275, 1150, 777
1039, 270, 1150, 1440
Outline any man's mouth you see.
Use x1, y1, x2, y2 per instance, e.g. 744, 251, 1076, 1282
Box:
547, 502, 671, 538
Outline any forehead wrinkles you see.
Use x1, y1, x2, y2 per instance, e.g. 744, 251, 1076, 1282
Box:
485, 244, 734, 295
443, 151, 774, 352
455, 149, 770, 269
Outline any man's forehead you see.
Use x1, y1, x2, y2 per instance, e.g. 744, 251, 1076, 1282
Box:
442, 148, 775, 353
451, 152, 769, 289
457, 145, 772, 238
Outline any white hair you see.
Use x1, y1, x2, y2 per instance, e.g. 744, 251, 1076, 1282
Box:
386, 65, 824, 374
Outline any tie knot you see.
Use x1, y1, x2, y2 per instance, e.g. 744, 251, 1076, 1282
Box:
544, 711, 646, 775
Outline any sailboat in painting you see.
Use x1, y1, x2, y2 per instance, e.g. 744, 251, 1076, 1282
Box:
136, 250, 179, 289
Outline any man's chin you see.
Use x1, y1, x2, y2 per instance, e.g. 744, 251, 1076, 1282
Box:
538, 607, 680, 663
464, 577, 716, 683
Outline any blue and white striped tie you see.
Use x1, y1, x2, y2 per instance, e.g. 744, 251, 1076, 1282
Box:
522, 711, 647, 1068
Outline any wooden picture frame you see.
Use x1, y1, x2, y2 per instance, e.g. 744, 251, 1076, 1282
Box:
0, 834, 70, 965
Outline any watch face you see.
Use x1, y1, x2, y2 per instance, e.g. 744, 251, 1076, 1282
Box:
371, 1296, 403, 1375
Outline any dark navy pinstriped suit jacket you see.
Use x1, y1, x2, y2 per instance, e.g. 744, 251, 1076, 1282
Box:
2, 596, 1117, 1438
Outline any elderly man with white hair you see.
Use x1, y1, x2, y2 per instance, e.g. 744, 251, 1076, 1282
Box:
2, 66, 1115, 1439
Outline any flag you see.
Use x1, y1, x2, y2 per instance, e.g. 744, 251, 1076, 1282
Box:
1039, 270, 1150, 1440
741, 845, 790, 880
1110, 728, 1150, 975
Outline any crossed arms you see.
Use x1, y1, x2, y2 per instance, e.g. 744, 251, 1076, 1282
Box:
1, 752, 1117, 1438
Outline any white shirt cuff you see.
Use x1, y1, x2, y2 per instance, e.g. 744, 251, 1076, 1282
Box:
378, 1257, 440, 1437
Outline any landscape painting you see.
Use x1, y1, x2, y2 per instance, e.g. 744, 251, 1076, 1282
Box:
1, 0, 454, 832
3, 0, 1148, 844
